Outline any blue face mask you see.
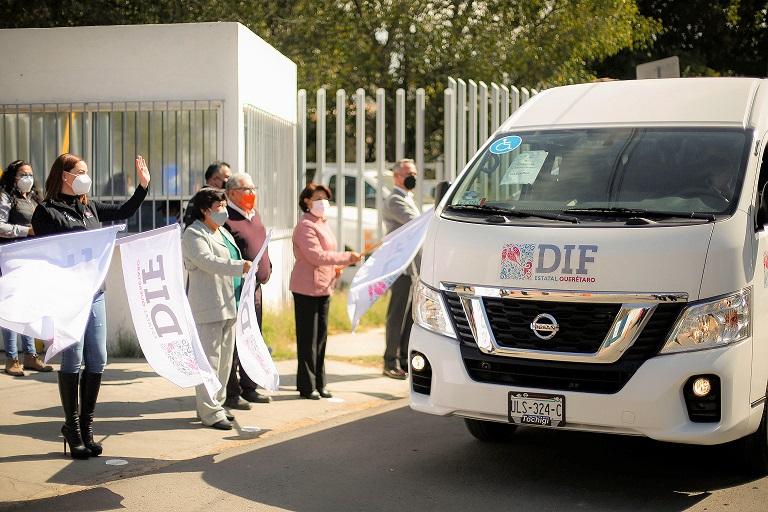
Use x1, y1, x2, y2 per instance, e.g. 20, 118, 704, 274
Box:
209, 209, 229, 227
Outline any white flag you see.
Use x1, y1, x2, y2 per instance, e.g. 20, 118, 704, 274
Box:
116, 224, 220, 401
347, 211, 433, 331
0, 225, 123, 362
235, 229, 279, 391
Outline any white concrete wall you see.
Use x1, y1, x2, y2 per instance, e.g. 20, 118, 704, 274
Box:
235, 24, 297, 311
0, 23, 237, 104
0, 22, 299, 351
236, 24, 297, 170
0, 22, 296, 173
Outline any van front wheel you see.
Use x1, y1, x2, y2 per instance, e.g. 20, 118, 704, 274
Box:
464, 418, 517, 442
739, 401, 768, 476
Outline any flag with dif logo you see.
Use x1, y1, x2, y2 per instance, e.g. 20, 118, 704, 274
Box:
347, 211, 432, 331
0, 225, 123, 362
235, 229, 279, 392
116, 224, 220, 401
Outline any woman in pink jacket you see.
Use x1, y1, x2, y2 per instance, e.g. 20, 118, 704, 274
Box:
290, 183, 361, 399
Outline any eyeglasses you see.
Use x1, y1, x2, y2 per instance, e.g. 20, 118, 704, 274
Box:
231, 187, 256, 193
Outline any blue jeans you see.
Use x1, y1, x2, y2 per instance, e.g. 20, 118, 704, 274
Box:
59, 292, 108, 374
2, 328, 36, 360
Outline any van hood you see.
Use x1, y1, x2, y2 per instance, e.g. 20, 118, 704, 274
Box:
421, 216, 716, 299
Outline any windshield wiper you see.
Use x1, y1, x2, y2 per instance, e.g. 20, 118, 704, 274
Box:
563, 207, 716, 221
447, 204, 580, 223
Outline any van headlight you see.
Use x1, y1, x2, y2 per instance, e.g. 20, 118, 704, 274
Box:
660, 288, 751, 354
413, 281, 456, 338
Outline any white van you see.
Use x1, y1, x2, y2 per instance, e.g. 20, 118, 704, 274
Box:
321, 167, 392, 253
409, 78, 768, 473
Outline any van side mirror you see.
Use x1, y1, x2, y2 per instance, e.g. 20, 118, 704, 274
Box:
434, 181, 451, 205
758, 182, 768, 228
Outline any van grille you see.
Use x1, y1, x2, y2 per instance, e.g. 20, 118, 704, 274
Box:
443, 291, 684, 394
483, 297, 621, 353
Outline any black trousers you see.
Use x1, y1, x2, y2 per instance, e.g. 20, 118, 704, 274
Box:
384, 273, 414, 371
226, 285, 263, 399
293, 292, 330, 394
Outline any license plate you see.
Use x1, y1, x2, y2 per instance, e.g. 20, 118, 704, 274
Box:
508, 391, 565, 427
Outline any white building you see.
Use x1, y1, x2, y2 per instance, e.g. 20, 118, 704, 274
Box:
0, 22, 298, 349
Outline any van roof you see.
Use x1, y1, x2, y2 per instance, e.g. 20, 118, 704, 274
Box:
499, 78, 765, 131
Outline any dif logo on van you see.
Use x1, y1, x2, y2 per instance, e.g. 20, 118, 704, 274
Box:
500, 243, 599, 283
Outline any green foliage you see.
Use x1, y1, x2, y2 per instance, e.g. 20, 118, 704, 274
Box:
261, 303, 297, 361
0, 0, 657, 160
595, 1, 768, 79
243, 1, 658, 159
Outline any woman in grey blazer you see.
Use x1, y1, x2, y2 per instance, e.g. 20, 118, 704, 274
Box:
182, 188, 251, 430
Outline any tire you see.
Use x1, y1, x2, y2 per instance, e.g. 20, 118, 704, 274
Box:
464, 418, 517, 442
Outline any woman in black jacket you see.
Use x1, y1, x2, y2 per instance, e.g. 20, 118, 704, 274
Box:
32, 153, 150, 459
0, 160, 52, 376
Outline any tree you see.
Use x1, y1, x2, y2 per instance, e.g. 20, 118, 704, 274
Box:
0, 0, 658, 159
594, 1, 768, 79
243, 1, 658, 159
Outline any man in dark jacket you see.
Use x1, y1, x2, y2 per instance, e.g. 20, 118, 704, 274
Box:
223, 173, 273, 406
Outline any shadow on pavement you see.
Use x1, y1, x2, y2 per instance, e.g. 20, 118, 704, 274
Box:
278, 372, 384, 388
14, 406, 764, 512
0, 415, 202, 450
0, 487, 126, 512
0, 367, 159, 386
16, 396, 196, 420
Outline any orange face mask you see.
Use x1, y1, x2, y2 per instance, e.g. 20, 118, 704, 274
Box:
240, 193, 256, 211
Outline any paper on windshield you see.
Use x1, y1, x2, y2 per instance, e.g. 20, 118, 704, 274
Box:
500, 150, 548, 185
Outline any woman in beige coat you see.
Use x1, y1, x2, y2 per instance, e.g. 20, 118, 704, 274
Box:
182, 188, 251, 430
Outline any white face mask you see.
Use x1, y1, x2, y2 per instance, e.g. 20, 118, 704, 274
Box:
16, 176, 34, 193
65, 171, 92, 195
310, 199, 330, 218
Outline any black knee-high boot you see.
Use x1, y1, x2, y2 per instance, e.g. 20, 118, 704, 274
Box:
79, 372, 103, 456
58, 372, 90, 459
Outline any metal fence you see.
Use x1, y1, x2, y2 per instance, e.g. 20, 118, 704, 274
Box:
0, 100, 222, 232
443, 78, 538, 181
297, 78, 536, 252
243, 104, 297, 238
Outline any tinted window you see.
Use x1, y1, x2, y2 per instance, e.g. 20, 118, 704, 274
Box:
450, 128, 751, 215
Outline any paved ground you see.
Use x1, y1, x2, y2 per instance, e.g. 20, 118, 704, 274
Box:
4, 327, 768, 512
5, 404, 768, 512
0, 328, 401, 507
326, 327, 385, 358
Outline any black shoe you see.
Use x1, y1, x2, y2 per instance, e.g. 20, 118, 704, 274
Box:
79, 372, 103, 456
382, 368, 407, 380
242, 389, 272, 404
299, 390, 321, 400
58, 372, 90, 460
317, 388, 333, 398
211, 419, 233, 430
223, 397, 251, 410
225, 412, 235, 421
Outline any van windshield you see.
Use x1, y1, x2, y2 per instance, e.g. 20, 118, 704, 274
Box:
448, 128, 751, 217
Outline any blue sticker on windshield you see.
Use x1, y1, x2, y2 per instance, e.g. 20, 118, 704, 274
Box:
489, 136, 522, 155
